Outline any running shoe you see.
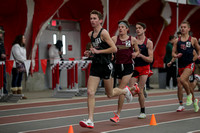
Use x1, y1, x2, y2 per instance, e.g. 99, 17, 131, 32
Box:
193, 99, 199, 112
194, 74, 200, 82
176, 105, 185, 112
110, 112, 120, 123
134, 83, 140, 94
138, 113, 146, 119
186, 93, 192, 106
79, 119, 94, 128
124, 86, 133, 103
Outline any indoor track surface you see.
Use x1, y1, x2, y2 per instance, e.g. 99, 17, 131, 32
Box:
0, 90, 200, 133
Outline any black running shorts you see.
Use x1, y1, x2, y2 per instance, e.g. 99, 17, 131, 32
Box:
115, 64, 134, 79
90, 63, 113, 79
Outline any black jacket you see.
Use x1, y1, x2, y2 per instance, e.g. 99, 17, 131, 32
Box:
0, 38, 6, 61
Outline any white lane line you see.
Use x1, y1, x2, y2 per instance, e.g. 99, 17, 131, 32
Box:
102, 114, 200, 133
0, 92, 178, 111
2, 102, 180, 128
0, 98, 112, 112
19, 109, 195, 133
187, 129, 200, 133
0, 97, 178, 118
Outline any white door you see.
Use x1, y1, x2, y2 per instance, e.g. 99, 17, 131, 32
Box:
39, 29, 81, 89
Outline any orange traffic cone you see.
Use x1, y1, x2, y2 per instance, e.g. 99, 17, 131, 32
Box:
68, 125, 74, 133
150, 114, 157, 126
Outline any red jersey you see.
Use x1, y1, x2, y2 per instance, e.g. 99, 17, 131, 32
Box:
115, 36, 133, 64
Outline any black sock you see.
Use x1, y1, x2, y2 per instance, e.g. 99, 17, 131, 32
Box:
179, 100, 183, 105
141, 108, 145, 113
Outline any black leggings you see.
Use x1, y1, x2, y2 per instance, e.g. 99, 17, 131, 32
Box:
166, 63, 177, 87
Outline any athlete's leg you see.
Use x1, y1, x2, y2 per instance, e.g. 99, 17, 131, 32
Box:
137, 75, 148, 118
87, 76, 100, 121
189, 80, 197, 101
138, 75, 148, 107
104, 78, 126, 98
129, 77, 138, 96
177, 77, 183, 104
192, 80, 197, 91
176, 77, 185, 112
115, 74, 133, 116
180, 68, 193, 106
190, 79, 199, 112
109, 74, 133, 123
180, 68, 192, 95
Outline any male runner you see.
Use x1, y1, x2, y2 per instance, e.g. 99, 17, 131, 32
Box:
110, 20, 140, 123
79, 10, 133, 128
172, 21, 200, 108
168, 50, 199, 112
129, 22, 153, 119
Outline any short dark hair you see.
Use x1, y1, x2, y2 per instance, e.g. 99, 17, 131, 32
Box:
55, 40, 63, 51
169, 35, 175, 41
90, 10, 103, 20
136, 22, 146, 29
118, 20, 130, 28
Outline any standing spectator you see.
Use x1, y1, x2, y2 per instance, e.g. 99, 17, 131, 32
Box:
0, 27, 7, 94
49, 40, 63, 65
49, 40, 63, 90
10, 35, 27, 99
164, 35, 177, 89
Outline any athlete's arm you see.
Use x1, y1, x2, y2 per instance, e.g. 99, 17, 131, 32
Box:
131, 37, 139, 59
192, 37, 200, 60
172, 38, 179, 58
111, 36, 117, 44
137, 39, 153, 63
193, 50, 198, 61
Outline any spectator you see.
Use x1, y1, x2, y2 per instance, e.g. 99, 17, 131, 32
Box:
164, 35, 177, 89
10, 35, 27, 99
0, 27, 7, 94
49, 40, 63, 90
49, 40, 63, 65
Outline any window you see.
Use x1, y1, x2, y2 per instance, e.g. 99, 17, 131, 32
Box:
62, 35, 66, 55
53, 33, 57, 44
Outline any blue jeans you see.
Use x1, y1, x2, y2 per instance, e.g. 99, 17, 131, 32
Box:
11, 68, 23, 88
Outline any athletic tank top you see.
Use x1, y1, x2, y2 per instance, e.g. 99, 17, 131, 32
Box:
115, 36, 133, 64
134, 37, 149, 66
177, 36, 193, 68
90, 28, 111, 64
